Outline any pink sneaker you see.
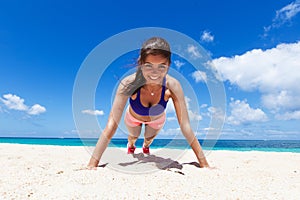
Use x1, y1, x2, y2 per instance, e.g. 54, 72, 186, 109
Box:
127, 146, 136, 154
142, 146, 150, 154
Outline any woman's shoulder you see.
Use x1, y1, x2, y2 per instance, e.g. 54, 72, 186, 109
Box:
166, 75, 181, 90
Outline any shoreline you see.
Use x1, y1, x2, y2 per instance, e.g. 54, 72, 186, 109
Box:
1, 141, 300, 153
1, 143, 300, 199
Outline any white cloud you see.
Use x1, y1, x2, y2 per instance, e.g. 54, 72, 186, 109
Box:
274, 0, 300, 25
0, 94, 46, 115
160, 128, 183, 137
166, 98, 175, 113
27, 104, 46, 115
200, 104, 208, 109
166, 96, 202, 121
227, 99, 268, 125
211, 41, 300, 117
191, 70, 207, 83
264, 0, 300, 35
187, 44, 202, 59
200, 30, 214, 42
82, 109, 104, 116
173, 60, 185, 69
1, 94, 28, 111
166, 116, 177, 122
185, 96, 202, 121
203, 127, 219, 131
207, 106, 226, 121
264, 129, 300, 138
275, 110, 300, 120
188, 110, 202, 121
261, 90, 298, 112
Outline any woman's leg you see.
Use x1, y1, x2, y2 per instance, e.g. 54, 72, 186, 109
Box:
143, 125, 161, 148
126, 124, 142, 148
143, 113, 166, 148
124, 108, 143, 148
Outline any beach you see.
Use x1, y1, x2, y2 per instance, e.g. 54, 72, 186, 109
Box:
1, 143, 299, 199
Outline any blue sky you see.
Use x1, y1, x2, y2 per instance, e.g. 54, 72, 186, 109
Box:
0, 0, 300, 140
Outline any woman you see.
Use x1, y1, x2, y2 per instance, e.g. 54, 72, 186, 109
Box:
87, 37, 210, 169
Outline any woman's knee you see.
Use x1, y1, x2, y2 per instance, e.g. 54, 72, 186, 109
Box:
144, 133, 157, 141
128, 134, 139, 140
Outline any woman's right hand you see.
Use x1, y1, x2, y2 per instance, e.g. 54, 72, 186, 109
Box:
86, 165, 98, 170
75, 165, 97, 171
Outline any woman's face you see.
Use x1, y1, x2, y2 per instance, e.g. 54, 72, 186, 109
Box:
141, 54, 169, 84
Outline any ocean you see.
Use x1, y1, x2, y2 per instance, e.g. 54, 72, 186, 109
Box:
1, 137, 300, 153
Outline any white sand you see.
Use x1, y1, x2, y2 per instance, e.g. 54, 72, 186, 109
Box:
0, 143, 299, 199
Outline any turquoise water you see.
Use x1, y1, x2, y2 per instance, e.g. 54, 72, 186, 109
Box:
1, 137, 300, 153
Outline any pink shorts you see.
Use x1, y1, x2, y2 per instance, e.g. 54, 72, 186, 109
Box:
124, 108, 166, 130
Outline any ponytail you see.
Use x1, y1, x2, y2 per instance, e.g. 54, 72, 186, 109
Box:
122, 67, 146, 96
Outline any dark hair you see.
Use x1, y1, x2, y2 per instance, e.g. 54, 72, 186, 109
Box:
122, 37, 171, 96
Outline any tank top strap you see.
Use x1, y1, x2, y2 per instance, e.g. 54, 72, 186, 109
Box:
136, 87, 141, 102
159, 77, 167, 102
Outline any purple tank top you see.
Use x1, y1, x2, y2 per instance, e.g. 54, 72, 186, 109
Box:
129, 78, 169, 116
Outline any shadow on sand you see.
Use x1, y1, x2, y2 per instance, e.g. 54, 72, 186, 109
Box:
117, 153, 200, 175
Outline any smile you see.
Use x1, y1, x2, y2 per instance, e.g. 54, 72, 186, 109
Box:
149, 76, 160, 80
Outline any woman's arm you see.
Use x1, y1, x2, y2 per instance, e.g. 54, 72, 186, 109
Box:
168, 77, 210, 168
87, 77, 130, 169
